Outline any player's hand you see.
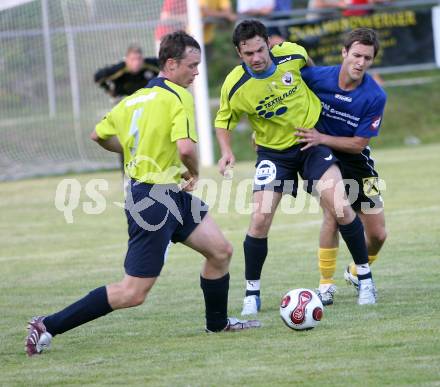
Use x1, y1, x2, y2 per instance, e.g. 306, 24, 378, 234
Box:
181, 171, 198, 192
218, 152, 235, 177
251, 132, 257, 151
295, 128, 323, 151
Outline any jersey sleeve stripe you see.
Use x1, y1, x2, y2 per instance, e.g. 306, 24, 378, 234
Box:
228, 70, 251, 101
272, 54, 305, 65
146, 77, 182, 102
226, 117, 232, 130
142, 63, 159, 73
104, 66, 127, 82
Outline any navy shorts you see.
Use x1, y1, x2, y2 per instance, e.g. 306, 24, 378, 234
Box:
335, 149, 384, 213
253, 144, 337, 196
124, 180, 208, 278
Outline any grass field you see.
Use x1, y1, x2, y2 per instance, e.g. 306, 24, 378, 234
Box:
1, 143, 440, 386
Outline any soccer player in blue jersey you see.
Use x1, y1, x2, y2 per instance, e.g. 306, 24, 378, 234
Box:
25, 31, 260, 357
215, 20, 378, 316
298, 28, 387, 305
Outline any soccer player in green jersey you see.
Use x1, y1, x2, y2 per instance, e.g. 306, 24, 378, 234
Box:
25, 31, 259, 357
215, 20, 377, 315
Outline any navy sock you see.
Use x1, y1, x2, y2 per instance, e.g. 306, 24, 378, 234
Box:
244, 235, 267, 297
357, 270, 373, 281
339, 216, 368, 266
200, 273, 229, 332
43, 286, 113, 337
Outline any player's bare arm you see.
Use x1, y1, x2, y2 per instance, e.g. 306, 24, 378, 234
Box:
215, 128, 235, 176
177, 138, 199, 191
90, 129, 123, 153
295, 128, 369, 153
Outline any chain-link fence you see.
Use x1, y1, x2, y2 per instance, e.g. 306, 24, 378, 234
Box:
0, 0, 187, 180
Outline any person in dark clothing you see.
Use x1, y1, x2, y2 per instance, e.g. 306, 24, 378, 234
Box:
94, 44, 159, 100
94, 44, 159, 172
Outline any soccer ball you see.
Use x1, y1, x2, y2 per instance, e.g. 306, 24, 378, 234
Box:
280, 288, 324, 330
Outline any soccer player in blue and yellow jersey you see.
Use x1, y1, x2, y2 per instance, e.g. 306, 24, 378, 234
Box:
298, 28, 387, 305
25, 31, 259, 357
215, 20, 377, 315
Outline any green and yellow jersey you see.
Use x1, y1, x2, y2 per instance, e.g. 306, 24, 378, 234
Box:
95, 77, 197, 184
215, 42, 321, 150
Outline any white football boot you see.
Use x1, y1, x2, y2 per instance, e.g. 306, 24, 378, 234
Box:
316, 284, 337, 306
358, 279, 377, 305
241, 295, 261, 316
344, 265, 360, 292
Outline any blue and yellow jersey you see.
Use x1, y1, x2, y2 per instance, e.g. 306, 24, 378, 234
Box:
95, 77, 197, 184
215, 42, 321, 150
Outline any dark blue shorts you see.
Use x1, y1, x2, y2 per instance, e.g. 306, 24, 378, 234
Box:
253, 144, 337, 196
335, 149, 384, 212
124, 180, 208, 278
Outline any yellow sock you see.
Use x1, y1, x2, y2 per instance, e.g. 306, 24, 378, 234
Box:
368, 254, 378, 265
349, 254, 379, 276
319, 248, 338, 285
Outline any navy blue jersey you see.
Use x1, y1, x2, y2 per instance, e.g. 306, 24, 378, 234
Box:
301, 65, 386, 138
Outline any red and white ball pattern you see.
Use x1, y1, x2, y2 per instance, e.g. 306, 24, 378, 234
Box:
280, 288, 324, 330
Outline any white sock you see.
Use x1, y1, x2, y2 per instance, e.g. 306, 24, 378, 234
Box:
356, 263, 371, 276
246, 280, 260, 292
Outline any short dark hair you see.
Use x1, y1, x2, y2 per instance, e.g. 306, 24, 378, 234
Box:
126, 44, 142, 56
158, 31, 201, 70
232, 19, 269, 50
343, 28, 380, 57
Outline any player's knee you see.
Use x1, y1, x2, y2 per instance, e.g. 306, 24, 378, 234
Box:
250, 213, 271, 237
127, 291, 147, 307
214, 241, 233, 266
121, 287, 148, 308
320, 191, 349, 221
371, 227, 387, 246
322, 211, 338, 232
324, 202, 354, 224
